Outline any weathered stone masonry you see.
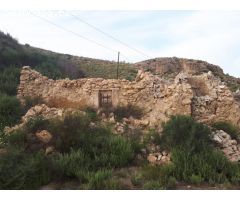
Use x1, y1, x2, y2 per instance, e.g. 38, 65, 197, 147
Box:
18, 66, 240, 128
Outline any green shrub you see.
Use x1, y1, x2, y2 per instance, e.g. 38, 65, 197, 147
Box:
50, 113, 134, 166
52, 149, 90, 179
87, 169, 112, 189
212, 121, 240, 141
113, 105, 143, 121
25, 116, 50, 133
161, 115, 212, 153
4, 129, 27, 148
0, 66, 20, 96
158, 115, 240, 185
170, 148, 240, 183
143, 129, 161, 146
84, 107, 98, 122
62, 112, 90, 132
0, 112, 135, 189
143, 180, 163, 189
0, 148, 51, 189
0, 93, 21, 130
131, 173, 143, 187
189, 174, 204, 185
140, 164, 176, 189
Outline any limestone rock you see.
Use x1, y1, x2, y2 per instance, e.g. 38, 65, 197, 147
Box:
45, 146, 54, 155
35, 130, 52, 144
147, 151, 171, 165
212, 130, 240, 162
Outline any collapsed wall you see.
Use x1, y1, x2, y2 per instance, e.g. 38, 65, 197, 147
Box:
17, 66, 240, 128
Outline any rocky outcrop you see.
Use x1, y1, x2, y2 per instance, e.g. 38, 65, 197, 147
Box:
17, 66, 240, 128
135, 57, 240, 93
4, 104, 78, 133
134, 57, 224, 78
212, 130, 240, 162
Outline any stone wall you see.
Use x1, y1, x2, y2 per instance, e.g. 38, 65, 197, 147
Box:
17, 66, 240, 127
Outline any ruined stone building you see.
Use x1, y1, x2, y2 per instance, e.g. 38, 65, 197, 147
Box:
18, 66, 240, 128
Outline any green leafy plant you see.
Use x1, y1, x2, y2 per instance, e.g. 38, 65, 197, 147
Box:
0, 148, 51, 189
158, 115, 240, 185
0, 93, 21, 130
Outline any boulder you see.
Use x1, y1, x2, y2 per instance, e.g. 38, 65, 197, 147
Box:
147, 154, 157, 164
35, 130, 52, 144
45, 146, 54, 155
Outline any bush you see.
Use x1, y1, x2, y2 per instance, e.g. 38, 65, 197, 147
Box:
0, 93, 21, 130
84, 107, 98, 122
0, 66, 20, 96
113, 105, 143, 121
140, 164, 176, 189
170, 148, 240, 183
52, 149, 90, 179
0, 148, 51, 189
160, 115, 212, 153
0, 112, 135, 189
159, 115, 240, 185
87, 169, 112, 189
212, 121, 240, 141
4, 129, 27, 148
143, 180, 163, 189
189, 174, 204, 185
25, 116, 50, 133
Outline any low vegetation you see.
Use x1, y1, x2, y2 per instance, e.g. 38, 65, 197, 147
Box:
0, 112, 134, 189
1, 112, 240, 189
156, 116, 240, 185
0, 93, 22, 131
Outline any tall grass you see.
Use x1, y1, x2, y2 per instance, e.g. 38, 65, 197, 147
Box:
0, 112, 134, 189
158, 115, 240, 185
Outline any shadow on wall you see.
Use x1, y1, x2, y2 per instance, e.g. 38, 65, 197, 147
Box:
47, 97, 88, 109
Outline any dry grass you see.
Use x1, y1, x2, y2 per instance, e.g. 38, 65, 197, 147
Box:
47, 97, 88, 109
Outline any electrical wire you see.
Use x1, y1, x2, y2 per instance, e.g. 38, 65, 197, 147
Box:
64, 11, 152, 59
29, 11, 119, 55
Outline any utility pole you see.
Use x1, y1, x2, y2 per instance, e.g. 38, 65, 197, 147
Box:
117, 51, 120, 79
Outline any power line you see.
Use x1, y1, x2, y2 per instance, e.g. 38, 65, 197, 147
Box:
64, 11, 152, 59
29, 11, 120, 56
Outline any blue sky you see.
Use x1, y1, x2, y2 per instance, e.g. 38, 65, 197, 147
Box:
0, 11, 240, 77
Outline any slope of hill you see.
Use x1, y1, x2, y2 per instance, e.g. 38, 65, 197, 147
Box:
0, 31, 136, 81
135, 57, 240, 92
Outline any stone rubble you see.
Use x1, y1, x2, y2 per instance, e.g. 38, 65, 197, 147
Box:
35, 130, 52, 144
147, 151, 171, 165
4, 104, 81, 133
212, 130, 240, 162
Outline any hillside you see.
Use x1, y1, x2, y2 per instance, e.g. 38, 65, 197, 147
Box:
135, 57, 240, 92
0, 31, 136, 81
